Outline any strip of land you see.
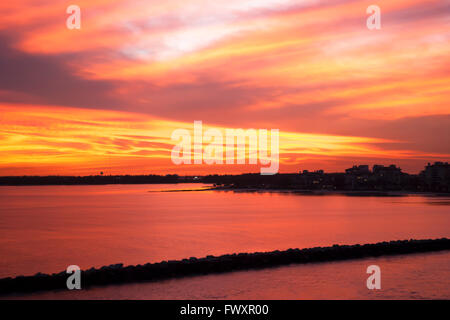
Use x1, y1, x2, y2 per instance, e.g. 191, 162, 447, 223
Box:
0, 238, 449, 295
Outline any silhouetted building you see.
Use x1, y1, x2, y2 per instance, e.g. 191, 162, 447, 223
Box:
345, 165, 370, 175
371, 164, 404, 190
297, 169, 326, 189
345, 165, 370, 190
420, 162, 450, 192
373, 164, 401, 175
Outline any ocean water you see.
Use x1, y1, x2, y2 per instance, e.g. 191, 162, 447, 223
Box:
0, 184, 449, 299
8, 251, 450, 300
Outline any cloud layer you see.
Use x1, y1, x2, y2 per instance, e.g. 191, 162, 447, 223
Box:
0, 0, 449, 174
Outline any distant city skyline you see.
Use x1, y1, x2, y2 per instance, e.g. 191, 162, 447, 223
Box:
0, 161, 448, 177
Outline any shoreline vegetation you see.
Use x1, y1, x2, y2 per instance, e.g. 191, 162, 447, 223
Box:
1, 238, 449, 295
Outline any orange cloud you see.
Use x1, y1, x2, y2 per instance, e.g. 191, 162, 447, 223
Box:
1, 104, 447, 175
0, 0, 448, 175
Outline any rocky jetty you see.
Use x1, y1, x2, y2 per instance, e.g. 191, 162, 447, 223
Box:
1, 238, 449, 295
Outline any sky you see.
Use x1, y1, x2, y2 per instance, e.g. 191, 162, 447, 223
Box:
0, 0, 449, 175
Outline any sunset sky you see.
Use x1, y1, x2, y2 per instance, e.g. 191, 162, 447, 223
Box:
0, 0, 449, 175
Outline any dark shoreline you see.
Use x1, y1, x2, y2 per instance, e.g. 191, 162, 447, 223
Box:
202, 187, 450, 197
1, 238, 449, 296
1, 168, 448, 194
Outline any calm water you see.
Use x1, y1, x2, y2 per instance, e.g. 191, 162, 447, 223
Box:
8, 251, 450, 300
0, 184, 449, 299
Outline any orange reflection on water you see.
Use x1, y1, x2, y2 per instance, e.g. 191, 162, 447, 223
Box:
0, 184, 449, 278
